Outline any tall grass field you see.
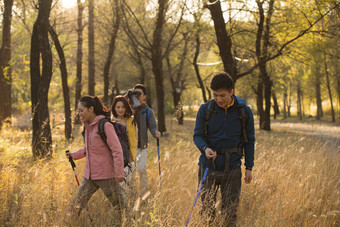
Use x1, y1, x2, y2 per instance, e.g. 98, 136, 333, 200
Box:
0, 118, 339, 226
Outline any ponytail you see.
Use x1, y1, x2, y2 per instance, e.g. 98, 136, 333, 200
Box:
79, 96, 110, 118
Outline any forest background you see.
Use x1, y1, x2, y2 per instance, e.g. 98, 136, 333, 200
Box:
0, 0, 339, 226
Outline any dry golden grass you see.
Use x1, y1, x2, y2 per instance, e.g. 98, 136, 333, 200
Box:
0, 118, 339, 226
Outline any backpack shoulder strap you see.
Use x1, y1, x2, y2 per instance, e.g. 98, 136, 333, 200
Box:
204, 99, 215, 136
81, 126, 85, 139
144, 107, 149, 126
237, 106, 248, 144
97, 118, 111, 152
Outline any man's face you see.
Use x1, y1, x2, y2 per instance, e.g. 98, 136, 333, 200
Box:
212, 88, 234, 108
134, 88, 146, 103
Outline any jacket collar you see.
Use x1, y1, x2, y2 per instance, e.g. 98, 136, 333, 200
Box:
84, 115, 106, 128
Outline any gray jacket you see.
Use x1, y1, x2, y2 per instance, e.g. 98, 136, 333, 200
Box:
137, 106, 157, 149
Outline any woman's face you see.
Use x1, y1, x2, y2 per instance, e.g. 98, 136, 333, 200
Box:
78, 102, 95, 123
115, 101, 126, 118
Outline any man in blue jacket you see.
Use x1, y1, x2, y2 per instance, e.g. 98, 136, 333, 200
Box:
193, 72, 255, 226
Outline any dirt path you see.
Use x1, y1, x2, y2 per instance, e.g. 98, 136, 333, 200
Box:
269, 119, 340, 150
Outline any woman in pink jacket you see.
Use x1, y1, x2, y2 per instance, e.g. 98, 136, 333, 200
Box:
66, 96, 125, 223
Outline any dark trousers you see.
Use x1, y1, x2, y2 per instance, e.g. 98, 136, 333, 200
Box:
198, 166, 241, 226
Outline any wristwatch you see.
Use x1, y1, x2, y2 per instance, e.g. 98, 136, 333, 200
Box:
203, 147, 208, 153
245, 166, 253, 171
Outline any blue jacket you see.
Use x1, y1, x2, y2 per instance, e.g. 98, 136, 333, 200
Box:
193, 95, 255, 170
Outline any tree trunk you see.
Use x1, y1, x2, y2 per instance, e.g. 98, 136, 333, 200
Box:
0, 0, 14, 127
262, 69, 271, 130
338, 77, 340, 113
146, 74, 152, 108
151, 0, 167, 133
206, 0, 236, 80
332, 48, 339, 118
297, 81, 302, 120
315, 64, 323, 120
134, 49, 146, 84
30, 0, 53, 158
272, 90, 280, 119
256, 78, 265, 127
283, 90, 287, 119
88, 0, 95, 95
48, 25, 72, 140
324, 55, 335, 122
193, 34, 208, 102
74, 0, 84, 125
255, 0, 274, 131
169, 32, 188, 110
288, 82, 292, 117
103, 0, 120, 105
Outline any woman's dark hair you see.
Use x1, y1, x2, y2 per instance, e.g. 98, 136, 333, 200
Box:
210, 72, 234, 91
79, 96, 110, 118
133, 84, 146, 95
111, 96, 134, 118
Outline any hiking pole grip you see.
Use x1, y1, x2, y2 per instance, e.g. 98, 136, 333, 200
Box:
66, 150, 76, 169
157, 138, 159, 147
66, 150, 80, 186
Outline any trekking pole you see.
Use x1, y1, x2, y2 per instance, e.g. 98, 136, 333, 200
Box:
65, 150, 94, 226
157, 138, 161, 186
185, 164, 210, 227
66, 150, 80, 186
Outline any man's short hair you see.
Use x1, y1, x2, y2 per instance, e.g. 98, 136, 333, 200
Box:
210, 72, 234, 91
134, 84, 146, 95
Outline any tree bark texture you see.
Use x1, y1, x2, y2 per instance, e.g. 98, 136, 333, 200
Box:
151, 0, 168, 133
272, 90, 280, 119
88, 0, 95, 96
297, 81, 302, 120
256, 78, 265, 127
315, 64, 323, 120
74, 0, 84, 124
324, 56, 335, 122
48, 26, 72, 139
256, 0, 274, 131
206, 0, 236, 80
30, 0, 53, 158
169, 32, 188, 110
193, 34, 208, 102
0, 0, 14, 126
283, 91, 287, 119
103, 0, 120, 106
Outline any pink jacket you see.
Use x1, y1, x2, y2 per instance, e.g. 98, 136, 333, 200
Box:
71, 115, 124, 180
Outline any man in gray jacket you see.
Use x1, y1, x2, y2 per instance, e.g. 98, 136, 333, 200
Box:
133, 84, 161, 195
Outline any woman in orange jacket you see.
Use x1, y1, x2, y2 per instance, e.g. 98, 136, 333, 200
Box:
67, 96, 125, 223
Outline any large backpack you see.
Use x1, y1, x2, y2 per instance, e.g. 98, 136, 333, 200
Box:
202, 99, 248, 182
82, 118, 131, 167
204, 99, 248, 145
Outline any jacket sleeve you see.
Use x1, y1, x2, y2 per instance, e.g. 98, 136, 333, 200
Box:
128, 117, 137, 161
71, 147, 86, 160
147, 108, 158, 137
104, 122, 124, 179
193, 104, 208, 155
244, 106, 255, 167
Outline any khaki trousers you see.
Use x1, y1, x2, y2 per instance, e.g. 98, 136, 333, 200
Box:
68, 177, 123, 225
136, 148, 148, 195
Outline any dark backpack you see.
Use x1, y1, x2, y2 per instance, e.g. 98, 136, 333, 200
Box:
204, 99, 248, 145
81, 118, 131, 167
